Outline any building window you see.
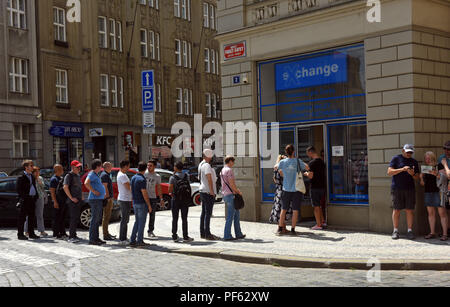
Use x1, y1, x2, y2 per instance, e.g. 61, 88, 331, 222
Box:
53, 7, 66, 42
203, 3, 209, 28
119, 77, 124, 108
174, 0, 180, 18
13, 124, 29, 158
176, 88, 183, 114
9, 57, 28, 93
216, 50, 219, 75
211, 93, 217, 118
109, 19, 116, 50
117, 21, 123, 52
211, 50, 216, 74
55, 69, 68, 104
184, 88, 190, 115
139, 0, 146, 4
149, 31, 155, 59
156, 33, 160, 61
7, 0, 26, 29
98, 16, 107, 48
149, 0, 159, 9
111, 75, 118, 107
205, 93, 211, 118
100, 74, 109, 106
140, 29, 148, 57
182, 41, 188, 68
188, 42, 192, 68
209, 4, 215, 30
175, 39, 181, 66
190, 89, 193, 115
204, 49, 210, 73
256, 7, 265, 20
156, 83, 162, 113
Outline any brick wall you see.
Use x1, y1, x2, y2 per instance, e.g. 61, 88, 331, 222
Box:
366, 29, 450, 234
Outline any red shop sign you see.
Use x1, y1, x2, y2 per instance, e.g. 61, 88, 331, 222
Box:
224, 41, 246, 60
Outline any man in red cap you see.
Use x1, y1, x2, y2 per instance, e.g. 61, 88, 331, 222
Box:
63, 160, 83, 243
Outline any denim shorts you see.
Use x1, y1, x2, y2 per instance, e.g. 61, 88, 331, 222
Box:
424, 192, 441, 207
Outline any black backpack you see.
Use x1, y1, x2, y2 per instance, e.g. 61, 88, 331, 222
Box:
56, 174, 70, 203
174, 174, 192, 203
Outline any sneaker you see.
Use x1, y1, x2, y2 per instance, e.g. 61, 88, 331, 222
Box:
129, 241, 137, 248
89, 241, 102, 246
311, 226, 323, 231
40, 232, 49, 238
118, 240, 129, 246
407, 231, 415, 240
137, 242, 150, 248
96, 239, 107, 245
236, 234, 246, 240
148, 232, 156, 238
276, 227, 289, 236
103, 234, 115, 241
183, 237, 194, 243
392, 231, 400, 240
205, 234, 220, 241
18, 234, 28, 241
321, 223, 328, 229
29, 234, 40, 240
68, 237, 80, 244
173, 235, 180, 242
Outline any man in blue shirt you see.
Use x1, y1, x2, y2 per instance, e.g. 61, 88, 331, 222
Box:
84, 159, 106, 245
277, 144, 307, 236
387, 144, 420, 240
130, 162, 152, 247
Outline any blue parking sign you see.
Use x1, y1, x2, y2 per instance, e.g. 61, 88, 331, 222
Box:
142, 70, 154, 88
142, 88, 154, 112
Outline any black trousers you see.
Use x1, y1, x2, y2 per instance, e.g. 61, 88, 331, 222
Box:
17, 196, 37, 235
53, 198, 68, 236
171, 199, 189, 239
67, 200, 80, 239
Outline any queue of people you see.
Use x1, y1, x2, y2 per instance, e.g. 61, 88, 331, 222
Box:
14, 140, 450, 244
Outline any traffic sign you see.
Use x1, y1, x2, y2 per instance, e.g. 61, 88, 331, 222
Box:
142, 88, 154, 112
141, 70, 154, 88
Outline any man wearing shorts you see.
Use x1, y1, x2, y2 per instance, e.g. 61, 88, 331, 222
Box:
305, 146, 326, 230
387, 144, 420, 240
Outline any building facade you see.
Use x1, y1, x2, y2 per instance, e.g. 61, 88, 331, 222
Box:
0, 0, 42, 173
38, 0, 221, 170
216, 0, 450, 234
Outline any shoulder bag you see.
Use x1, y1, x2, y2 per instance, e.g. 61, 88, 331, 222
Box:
295, 159, 306, 194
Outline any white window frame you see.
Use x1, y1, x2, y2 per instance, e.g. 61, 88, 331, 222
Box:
182, 41, 188, 68
100, 74, 109, 106
205, 92, 211, 118
216, 50, 219, 75
189, 89, 193, 115
156, 33, 160, 61
140, 29, 148, 57
13, 124, 29, 158
119, 77, 124, 108
211, 50, 216, 74
98, 16, 107, 48
111, 75, 118, 107
211, 93, 217, 118
7, 0, 27, 29
175, 39, 181, 66
156, 83, 162, 113
55, 69, 68, 104
149, 31, 155, 59
176, 88, 183, 114
117, 21, 123, 52
188, 42, 192, 68
203, 3, 209, 28
53, 7, 66, 42
9, 57, 28, 93
210, 4, 215, 30
184, 88, 190, 115
109, 19, 116, 50
174, 0, 180, 18
204, 48, 210, 73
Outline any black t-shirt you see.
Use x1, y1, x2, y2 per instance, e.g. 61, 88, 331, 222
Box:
308, 158, 326, 189
423, 173, 439, 193
100, 171, 114, 199
389, 154, 420, 190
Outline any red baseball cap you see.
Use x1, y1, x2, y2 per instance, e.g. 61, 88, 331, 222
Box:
71, 160, 82, 168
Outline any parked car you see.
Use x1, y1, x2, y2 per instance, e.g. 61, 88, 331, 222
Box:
0, 176, 120, 229
0, 172, 7, 178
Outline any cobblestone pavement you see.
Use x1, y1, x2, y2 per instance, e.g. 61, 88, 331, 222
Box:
0, 228, 449, 287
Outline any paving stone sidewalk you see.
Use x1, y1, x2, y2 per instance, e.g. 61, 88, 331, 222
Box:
115, 203, 450, 269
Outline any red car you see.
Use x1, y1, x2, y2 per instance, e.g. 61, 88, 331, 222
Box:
79, 168, 171, 229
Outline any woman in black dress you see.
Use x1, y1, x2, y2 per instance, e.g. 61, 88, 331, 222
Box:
269, 155, 292, 224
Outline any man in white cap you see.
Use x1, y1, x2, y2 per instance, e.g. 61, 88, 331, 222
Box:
387, 144, 420, 240
198, 149, 220, 240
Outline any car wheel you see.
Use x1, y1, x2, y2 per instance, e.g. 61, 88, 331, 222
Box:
79, 205, 91, 229
163, 195, 172, 210
192, 192, 201, 206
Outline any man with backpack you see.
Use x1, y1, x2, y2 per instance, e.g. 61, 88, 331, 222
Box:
169, 161, 194, 243
50, 164, 67, 239
63, 160, 83, 243
144, 160, 164, 238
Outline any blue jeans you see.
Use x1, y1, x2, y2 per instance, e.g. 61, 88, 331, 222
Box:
130, 203, 148, 244
200, 193, 215, 237
88, 199, 104, 242
223, 194, 243, 240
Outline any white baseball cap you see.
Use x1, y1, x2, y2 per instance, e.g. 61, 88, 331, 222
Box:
203, 149, 214, 158
403, 144, 415, 153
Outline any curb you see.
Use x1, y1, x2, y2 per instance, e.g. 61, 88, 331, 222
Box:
167, 248, 450, 271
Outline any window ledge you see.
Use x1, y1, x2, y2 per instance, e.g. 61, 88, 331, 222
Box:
54, 40, 69, 48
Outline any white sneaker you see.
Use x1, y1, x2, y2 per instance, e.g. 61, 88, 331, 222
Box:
118, 240, 129, 246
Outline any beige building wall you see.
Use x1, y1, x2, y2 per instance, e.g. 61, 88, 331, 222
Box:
217, 0, 450, 233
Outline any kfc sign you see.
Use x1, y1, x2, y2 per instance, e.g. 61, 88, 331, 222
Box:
224, 41, 246, 61
153, 135, 174, 146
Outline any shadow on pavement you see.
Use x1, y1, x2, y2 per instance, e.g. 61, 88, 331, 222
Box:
0, 237, 10, 241
297, 232, 345, 242
229, 238, 274, 244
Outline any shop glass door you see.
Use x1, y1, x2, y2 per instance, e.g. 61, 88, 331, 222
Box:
327, 122, 368, 204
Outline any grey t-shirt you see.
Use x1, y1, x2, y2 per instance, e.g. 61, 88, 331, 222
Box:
63, 172, 82, 200
144, 171, 161, 199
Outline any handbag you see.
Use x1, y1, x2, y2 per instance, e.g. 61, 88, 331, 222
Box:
220, 170, 245, 210
295, 159, 306, 194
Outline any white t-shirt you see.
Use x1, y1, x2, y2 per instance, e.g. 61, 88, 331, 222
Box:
198, 160, 217, 194
117, 171, 132, 202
